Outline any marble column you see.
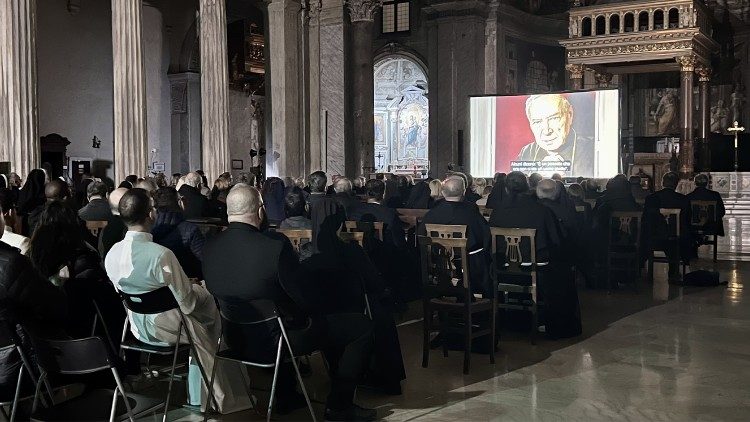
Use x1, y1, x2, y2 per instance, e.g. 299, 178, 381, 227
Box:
696, 65, 712, 172
307, 0, 322, 174
267, 0, 302, 178
199, 0, 230, 181
677, 55, 696, 177
318, 0, 347, 175
595, 71, 613, 88
566, 63, 585, 90
112, 0, 147, 183
346, 0, 380, 177
0, 0, 40, 177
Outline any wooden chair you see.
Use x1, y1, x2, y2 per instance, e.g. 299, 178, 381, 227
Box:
344, 221, 384, 241
647, 208, 685, 281
85, 220, 108, 237
489, 227, 540, 344
424, 224, 467, 239
690, 200, 719, 262
419, 235, 496, 374
607, 212, 642, 291
339, 231, 364, 247
277, 229, 313, 254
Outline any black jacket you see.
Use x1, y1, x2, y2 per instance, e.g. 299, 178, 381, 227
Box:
178, 185, 208, 220
78, 198, 113, 222
687, 186, 725, 236
99, 215, 127, 260
348, 202, 407, 249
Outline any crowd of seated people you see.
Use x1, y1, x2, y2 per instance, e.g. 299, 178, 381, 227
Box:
0, 163, 726, 420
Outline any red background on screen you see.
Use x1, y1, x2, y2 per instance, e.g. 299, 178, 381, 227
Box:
494, 96, 535, 173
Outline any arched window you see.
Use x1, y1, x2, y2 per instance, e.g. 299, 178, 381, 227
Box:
624, 13, 634, 32
582, 17, 592, 36
638, 11, 649, 31
610, 14, 621, 34
373, 56, 428, 173
653, 9, 664, 29
595, 15, 606, 35
668, 8, 679, 28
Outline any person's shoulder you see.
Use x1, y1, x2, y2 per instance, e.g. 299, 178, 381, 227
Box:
516, 142, 535, 158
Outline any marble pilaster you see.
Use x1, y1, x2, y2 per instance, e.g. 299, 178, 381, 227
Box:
319, 0, 346, 175
267, 0, 302, 178
168, 72, 201, 174
677, 55, 696, 177
696, 65, 711, 172
306, 0, 322, 174
0, 0, 40, 177
112, 0, 148, 183
199, 0, 230, 181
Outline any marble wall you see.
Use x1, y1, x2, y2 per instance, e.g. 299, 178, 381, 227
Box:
319, 21, 347, 176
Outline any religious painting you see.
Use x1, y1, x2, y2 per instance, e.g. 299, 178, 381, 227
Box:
374, 114, 386, 146
397, 103, 428, 161
644, 88, 680, 136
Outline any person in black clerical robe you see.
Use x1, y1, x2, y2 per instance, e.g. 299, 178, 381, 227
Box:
687, 173, 725, 237
485, 173, 506, 210
405, 181, 433, 209
418, 176, 492, 297
489, 172, 581, 339
303, 197, 406, 395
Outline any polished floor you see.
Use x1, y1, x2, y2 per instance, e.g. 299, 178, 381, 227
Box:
144, 246, 747, 422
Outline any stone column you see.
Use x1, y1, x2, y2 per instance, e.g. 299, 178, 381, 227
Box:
677, 55, 696, 177
0, 0, 40, 177
307, 0, 322, 174
566, 64, 585, 90
267, 0, 302, 178
112, 0, 147, 183
595, 71, 613, 88
696, 65, 712, 172
346, 0, 381, 177
318, 0, 347, 175
199, 0, 230, 181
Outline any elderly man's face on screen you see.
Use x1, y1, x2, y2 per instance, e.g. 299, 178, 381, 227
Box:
526, 95, 573, 153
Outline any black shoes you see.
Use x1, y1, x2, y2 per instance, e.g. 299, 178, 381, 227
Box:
324, 404, 378, 421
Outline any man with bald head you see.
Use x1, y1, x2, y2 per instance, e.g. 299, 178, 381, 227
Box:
202, 184, 377, 420
98, 187, 130, 259
418, 175, 492, 296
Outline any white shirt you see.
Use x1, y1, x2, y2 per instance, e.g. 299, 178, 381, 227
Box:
104, 231, 197, 345
1, 228, 29, 255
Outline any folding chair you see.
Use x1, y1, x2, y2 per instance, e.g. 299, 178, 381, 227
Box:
203, 299, 316, 422
28, 336, 163, 422
118, 287, 217, 421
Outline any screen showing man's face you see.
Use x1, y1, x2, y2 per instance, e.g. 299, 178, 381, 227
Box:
527, 96, 572, 152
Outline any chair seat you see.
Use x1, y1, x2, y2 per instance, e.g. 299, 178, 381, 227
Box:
31, 388, 164, 421
120, 337, 186, 355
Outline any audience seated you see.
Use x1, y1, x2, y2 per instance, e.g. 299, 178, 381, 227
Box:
473, 178, 488, 205
418, 176, 492, 297
208, 176, 231, 222
332, 177, 360, 216
537, 179, 581, 247
27, 178, 71, 235
78, 180, 113, 222
135, 178, 158, 195
629, 176, 650, 203
201, 184, 377, 421
485, 172, 506, 210
151, 187, 206, 279
279, 188, 313, 231
195, 170, 211, 197
262, 177, 286, 225
428, 179, 443, 204
352, 176, 366, 195
405, 180, 433, 209
0, 190, 29, 254
178, 172, 209, 219
104, 188, 252, 413
349, 179, 406, 249
99, 187, 129, 259
307, 171, 334, 207
16, 169, 47, 236
74, 172, 94, 209
687, 174, 725, 236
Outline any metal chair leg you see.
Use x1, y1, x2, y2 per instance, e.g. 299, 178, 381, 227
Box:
266, 338, 284, 422
202, 336, 221, 422
111, 368, 136, 422
422, 305, 430, 368
108, 388, 119, 422
9, 365, 23, 421
280, 322, 317, 422
179, 317, 219, 413
164, 327, 182, 422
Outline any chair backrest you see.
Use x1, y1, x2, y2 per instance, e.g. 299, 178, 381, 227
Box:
119, 286, 179, 315
658, 208, 681, 237
339, 231, 364, 247
489, 227, 536, 272
217, 299, 279, 325
85, 220, 108, 237
690, 200, 718, 229
609, 211, 642, 248
277, 229, 313, 253
418, 235, 471, 293
424, 224, 467, 239
344, 221, 384, 241
30, 336, 112, 375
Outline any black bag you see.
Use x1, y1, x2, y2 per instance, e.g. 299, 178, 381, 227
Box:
680, 270, 725, 286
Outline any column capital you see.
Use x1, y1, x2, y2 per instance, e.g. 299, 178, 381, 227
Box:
594, 71, 613, 88
308, 0, 322, 19
346, 0, 382, 22
695, 65, 712, 82
676, 55, 697, 72
565, 63, 585, 79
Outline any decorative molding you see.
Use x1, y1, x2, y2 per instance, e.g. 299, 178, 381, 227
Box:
676, 54, 697, 72
595, 71, 613, 87
565, 63, 586, 79
346, 0, 381, 22
308, 0, 321, 19
695, 64, 712, 82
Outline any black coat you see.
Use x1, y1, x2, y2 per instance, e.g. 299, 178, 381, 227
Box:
489, 194, 562, 263
99, 215, 127, 260
643, 188, 694, 261
333, 192, 361, 218
78, 198, 113, 222
178, 185, 208, 220
348, 202, 407, 249
687, 186, 725, 236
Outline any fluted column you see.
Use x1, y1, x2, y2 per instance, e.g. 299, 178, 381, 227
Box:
346, 0, 381, 177
112, 0, 147, 183
677, 55, 696, 177
199, 0, 230, 181
696, 65, 712, 172
566, 63, 585, 90
0, 0, 40, 177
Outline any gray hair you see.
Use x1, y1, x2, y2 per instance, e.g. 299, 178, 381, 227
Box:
108, 188, 129, 215
87, 180, 108, 198
536, 179, 560, 201
135, 179, 157, 193
442, 176, 465, 199
333, 177, 352, 194
226, 183, 261, 216
185, 172, 202, 188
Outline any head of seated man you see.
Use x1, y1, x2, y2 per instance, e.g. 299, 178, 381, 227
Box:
662, 171, 679, 190
284, 189, 307, 219
108, 187, 129, 216
694, 173, 709, 188
226, 183, 264, 228
333, 178, 352, 196
441, 176, 466, 202
365, 179, 386, 203
119, 188, 155, 230
87, 180, 108, 202
505, 171, 530, 196
45, 179, 71, 203
184, 172, 202, 190
308, 171, 327, 194
536, 179, 560, 202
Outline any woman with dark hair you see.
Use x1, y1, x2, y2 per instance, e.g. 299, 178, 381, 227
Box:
304, 199, 406, 394
262, 177, 286, 225
151, 187, 206, 279
16, 169, 46, 235
26, 201, 124, 341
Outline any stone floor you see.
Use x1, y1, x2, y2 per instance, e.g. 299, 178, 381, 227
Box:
138, 245, 748, 421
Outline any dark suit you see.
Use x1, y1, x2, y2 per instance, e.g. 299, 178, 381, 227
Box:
99, 215, 127, 260
333, 192, 360, 218
202, 222, 372, 410
177, 185, 208, 219
348, 202, 406, 249
78, 198, 113, 222
687, 186, 725, 236
643, 188, 694, 266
